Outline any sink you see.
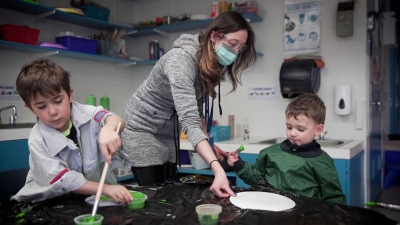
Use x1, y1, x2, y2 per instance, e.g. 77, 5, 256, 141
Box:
316, 139, 351, 147
256, 138, 286, 144
254, 138, 351, 148
0, 123, 36, 129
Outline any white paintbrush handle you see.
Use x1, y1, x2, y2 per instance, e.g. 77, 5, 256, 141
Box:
91, 122, 122, 216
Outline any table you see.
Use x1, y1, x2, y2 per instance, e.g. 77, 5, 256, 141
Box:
0, 180, 396, 225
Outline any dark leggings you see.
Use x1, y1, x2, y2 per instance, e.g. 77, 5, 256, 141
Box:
131, 162, 177, 186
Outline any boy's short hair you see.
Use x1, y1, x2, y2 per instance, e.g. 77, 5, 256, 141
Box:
285, 93, 325, 124
16, 59, 71, 108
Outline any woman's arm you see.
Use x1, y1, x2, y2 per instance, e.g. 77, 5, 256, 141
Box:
195, 140, 235, 198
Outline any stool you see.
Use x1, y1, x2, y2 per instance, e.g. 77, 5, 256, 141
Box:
384, 164, 400, 189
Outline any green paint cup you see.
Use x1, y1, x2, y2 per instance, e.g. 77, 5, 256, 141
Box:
74, 214, 103, 225
196, 204, 222, 225
127, 191, 147, 209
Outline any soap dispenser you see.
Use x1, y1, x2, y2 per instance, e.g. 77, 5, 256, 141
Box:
335, 84, 351, 115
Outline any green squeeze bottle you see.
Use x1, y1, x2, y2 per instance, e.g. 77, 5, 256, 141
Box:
100, 95, 110, 110
86, 94, 96, 106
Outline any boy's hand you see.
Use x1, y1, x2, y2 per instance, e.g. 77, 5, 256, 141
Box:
214, 144, 229, 161
227, 152, 239, 167
103, 184, 133, 205
99, 126, 122, 164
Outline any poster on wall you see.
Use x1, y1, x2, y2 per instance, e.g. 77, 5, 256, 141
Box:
284, 0, 321, 55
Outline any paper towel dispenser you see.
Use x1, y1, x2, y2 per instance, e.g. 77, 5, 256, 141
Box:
279, 59, 321, 98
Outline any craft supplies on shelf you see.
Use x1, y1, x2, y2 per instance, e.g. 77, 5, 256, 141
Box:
56, 36, 98, 54
0, 24, 40, 45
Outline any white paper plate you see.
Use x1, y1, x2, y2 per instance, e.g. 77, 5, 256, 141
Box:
230, 191, 296, 212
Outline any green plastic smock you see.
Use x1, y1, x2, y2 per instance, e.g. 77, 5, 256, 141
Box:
233, 139, 346, 205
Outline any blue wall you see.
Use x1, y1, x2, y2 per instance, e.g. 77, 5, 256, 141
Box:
0, 139, 30, 172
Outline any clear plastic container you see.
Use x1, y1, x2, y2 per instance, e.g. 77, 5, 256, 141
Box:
74, 214, 103, 225
196, 204, 222, 225
127, 191, 147, 209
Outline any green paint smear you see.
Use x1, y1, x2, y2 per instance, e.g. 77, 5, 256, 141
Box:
15, 212, 25, 218
14, 203, 39, 218
100, 195, 113, 201
159, 200, 172, 206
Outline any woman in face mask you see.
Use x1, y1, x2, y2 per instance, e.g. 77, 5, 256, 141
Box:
121, 11, 256, 198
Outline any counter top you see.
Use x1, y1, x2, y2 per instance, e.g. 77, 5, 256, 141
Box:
384, 140, 400, 151
1, 128, 364, 159
0, 128, 31, 141
180, 137, 364, 159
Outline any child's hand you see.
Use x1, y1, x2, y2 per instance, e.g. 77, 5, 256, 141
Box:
214, 144, 229, 161
103, 184, 133, 205
227, 151, 239, 167
99, 125, 122, 164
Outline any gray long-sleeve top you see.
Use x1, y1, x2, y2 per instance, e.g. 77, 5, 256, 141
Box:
122, 34, 207, 167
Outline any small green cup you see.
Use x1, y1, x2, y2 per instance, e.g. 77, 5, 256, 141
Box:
127, 191, 147, 209
74, 214, 103, 225
196, 204, 222, 225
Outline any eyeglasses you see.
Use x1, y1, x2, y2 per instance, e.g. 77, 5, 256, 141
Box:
216, 32, 247, 53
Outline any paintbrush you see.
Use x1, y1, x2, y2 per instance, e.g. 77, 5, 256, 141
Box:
234, 145, 245, 154
89, 122, 122, 221
366, 201, 400, 210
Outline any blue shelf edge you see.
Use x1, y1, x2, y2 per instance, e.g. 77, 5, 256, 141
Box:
0, 40, 261, 65
0, 40, 155, 66
179, 167, 236, 177
116, 174, 135, 182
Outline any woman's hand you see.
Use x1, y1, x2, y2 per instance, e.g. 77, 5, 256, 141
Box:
195, 140, 235, 198
210, 171, 236, 198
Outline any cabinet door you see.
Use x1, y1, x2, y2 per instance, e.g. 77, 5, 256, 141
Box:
334, 159, 348, 204
0, 139, 29, 172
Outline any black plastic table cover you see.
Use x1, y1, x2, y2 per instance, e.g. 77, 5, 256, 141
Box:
0, 180, 397, 225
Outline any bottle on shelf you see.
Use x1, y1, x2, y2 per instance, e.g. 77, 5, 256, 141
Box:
243, 119, 250, 143
100, 95, 110, 110
86, 94, 96, 106
159, 47, 164, 58
149, 40, 155, 60
154, 40, 159, 60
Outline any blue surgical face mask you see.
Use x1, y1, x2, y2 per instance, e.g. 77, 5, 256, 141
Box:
214, 42, 238, 66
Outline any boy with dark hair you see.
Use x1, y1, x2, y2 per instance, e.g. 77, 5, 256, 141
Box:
228, 93, 346, 204
13, 59, 132, 204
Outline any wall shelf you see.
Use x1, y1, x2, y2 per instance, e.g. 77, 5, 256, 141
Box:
0, 0, 264, 63
0, 0, 135, 33
132, 13, 263, 37
0, 40, 154, 66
